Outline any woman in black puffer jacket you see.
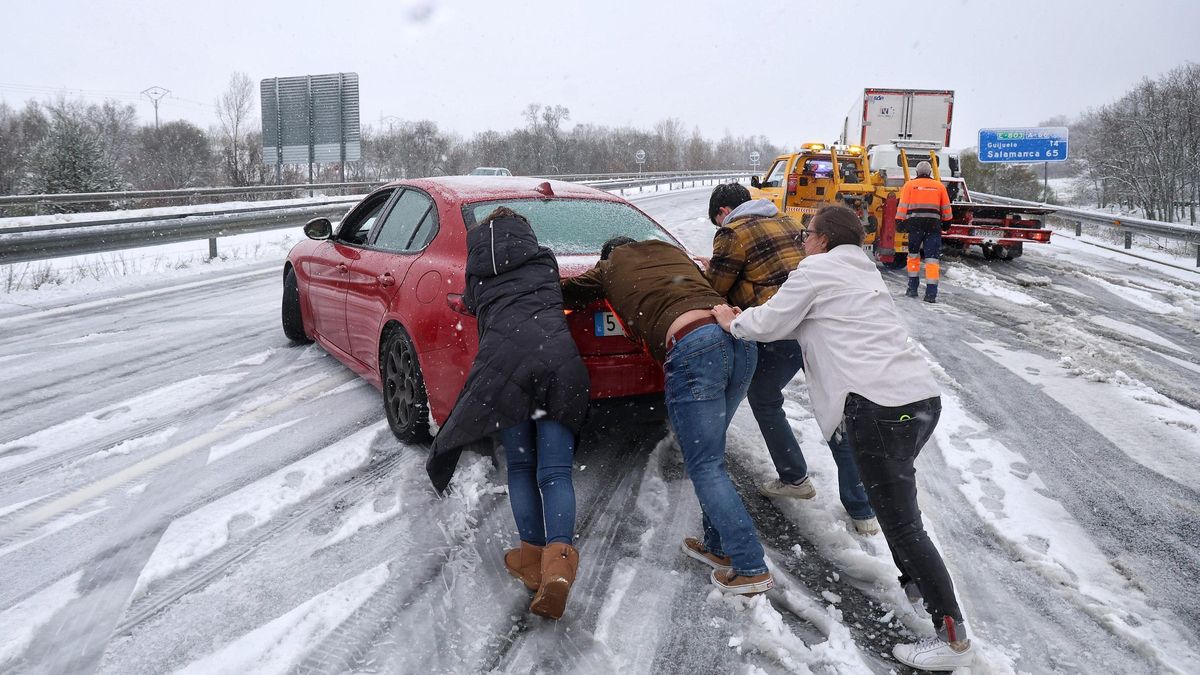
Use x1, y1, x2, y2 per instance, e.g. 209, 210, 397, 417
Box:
426, 207, 588, 620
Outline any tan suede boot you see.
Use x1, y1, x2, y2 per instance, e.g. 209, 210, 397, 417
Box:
504, 541, 544, 591
530, 542, 578, 620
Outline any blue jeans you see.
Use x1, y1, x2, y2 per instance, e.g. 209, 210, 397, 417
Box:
500, 418, 576, 546
750, 340, 874, 520
906, 218, 943, 298
664, 324, 765, 576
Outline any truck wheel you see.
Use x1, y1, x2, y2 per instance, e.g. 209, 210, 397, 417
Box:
382, 327, 431, 443
1006, 243, 1024, 260
982, 245, 999, 260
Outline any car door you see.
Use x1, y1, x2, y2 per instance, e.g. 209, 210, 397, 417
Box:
306, 188, 397, 354
346, 187, 440, 366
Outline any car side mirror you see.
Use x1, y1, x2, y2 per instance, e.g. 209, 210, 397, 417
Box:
750, 175, 761, 189
304, 217, 332, 240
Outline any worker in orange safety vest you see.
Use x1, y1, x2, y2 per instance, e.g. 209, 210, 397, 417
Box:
895, 161, 953, 303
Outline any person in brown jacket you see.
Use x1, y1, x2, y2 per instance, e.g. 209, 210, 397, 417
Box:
561, 237, 772, 595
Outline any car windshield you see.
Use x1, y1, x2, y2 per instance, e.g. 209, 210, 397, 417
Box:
463, 198, 674, 254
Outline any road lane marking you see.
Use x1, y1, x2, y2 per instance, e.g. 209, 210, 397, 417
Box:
0, 370, 357, 539
0, 266, 278, 326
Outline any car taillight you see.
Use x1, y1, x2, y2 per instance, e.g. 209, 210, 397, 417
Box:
786, 173, 799, 194
447, 293, 470, 315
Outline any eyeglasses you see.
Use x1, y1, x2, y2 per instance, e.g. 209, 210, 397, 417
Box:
799, 228, 819, 242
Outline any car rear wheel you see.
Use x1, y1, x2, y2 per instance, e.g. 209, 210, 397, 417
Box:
382, 327, 430, 443
282, 267, 311, 343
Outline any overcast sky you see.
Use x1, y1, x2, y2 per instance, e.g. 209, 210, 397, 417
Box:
3, 0, 1198, 155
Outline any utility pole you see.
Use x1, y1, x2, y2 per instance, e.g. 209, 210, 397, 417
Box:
141, 86, 170, 129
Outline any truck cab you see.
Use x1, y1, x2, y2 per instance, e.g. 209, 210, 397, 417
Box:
749, 143, 876, 229
868, 142, 960, 188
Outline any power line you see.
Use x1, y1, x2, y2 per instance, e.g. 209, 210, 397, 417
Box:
0, 82, 146, 100
0, 82, 221, 112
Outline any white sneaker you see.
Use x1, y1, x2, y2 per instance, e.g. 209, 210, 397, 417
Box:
853, 516, 879, 535
759, 476, 816, 499
893, 636, 973, 671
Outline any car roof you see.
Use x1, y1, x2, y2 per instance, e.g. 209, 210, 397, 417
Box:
383, 176, 627, 205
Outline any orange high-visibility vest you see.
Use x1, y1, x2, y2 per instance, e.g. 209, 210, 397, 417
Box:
896, 177, 952, 221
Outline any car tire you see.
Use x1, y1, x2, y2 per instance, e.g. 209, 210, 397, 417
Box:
381, 327, 431, 443
282, 267, 311, 343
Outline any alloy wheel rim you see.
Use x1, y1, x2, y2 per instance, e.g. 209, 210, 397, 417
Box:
385, 339, 418, 427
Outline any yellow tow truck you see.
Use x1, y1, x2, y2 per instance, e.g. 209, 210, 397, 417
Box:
749, 141, 1050, 264
749, 142, 896, 259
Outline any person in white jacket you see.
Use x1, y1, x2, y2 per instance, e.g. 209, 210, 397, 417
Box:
712, 205, 974, 672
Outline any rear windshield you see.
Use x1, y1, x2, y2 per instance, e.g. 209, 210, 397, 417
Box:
802, 159, 834, 177
462, 198, 674, 254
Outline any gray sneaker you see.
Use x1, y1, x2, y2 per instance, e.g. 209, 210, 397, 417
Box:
853, 516, 879, 535
904, 580, 923, 604
759, 476, 816, 499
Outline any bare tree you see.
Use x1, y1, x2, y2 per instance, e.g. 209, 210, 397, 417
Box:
1072, 62, 1200, 221
133, 120, 214, 189
0, 101, 51, 195
216, 72, 258, 185
652, 118, 685, 171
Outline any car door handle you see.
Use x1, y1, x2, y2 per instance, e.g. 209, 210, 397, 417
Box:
378, 273, 395, 287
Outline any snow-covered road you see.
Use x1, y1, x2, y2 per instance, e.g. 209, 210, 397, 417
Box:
1, 187, 1197, 674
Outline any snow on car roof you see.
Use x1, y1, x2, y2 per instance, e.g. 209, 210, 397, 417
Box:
388, 176, 624, 204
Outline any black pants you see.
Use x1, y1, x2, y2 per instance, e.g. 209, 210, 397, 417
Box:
843, 393, 963, 630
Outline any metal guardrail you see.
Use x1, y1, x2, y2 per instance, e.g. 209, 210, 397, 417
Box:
0, 181, 385, 213
0, 173, 750, 265
0, 203, 356, 264
974, 192, 1200, 266
0, 171, 750, 212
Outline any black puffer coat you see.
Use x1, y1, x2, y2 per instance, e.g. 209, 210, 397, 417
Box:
425, 215, 590, 494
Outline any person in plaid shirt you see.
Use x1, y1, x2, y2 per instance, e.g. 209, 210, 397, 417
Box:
705, 183, 878, 535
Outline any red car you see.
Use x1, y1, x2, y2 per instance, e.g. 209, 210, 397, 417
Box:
282, 177, 681, 442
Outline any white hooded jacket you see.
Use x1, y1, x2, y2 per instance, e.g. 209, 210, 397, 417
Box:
729, 244, 941, 440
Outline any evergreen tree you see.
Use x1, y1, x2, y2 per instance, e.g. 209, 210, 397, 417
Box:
24, 110, 125, 198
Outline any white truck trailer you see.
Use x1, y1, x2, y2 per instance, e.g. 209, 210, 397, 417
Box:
841, 88, 955, 149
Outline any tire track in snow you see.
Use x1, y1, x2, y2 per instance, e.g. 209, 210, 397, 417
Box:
115, 439, 409, 635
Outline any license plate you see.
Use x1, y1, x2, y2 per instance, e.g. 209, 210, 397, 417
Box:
973, 228, 1006, 239
594, 311, 625, 337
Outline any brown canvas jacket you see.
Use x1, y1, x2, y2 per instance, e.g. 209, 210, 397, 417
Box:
561, 240, 722, 363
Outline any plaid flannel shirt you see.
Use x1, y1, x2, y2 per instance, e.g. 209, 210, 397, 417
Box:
705, 214, 806, 309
